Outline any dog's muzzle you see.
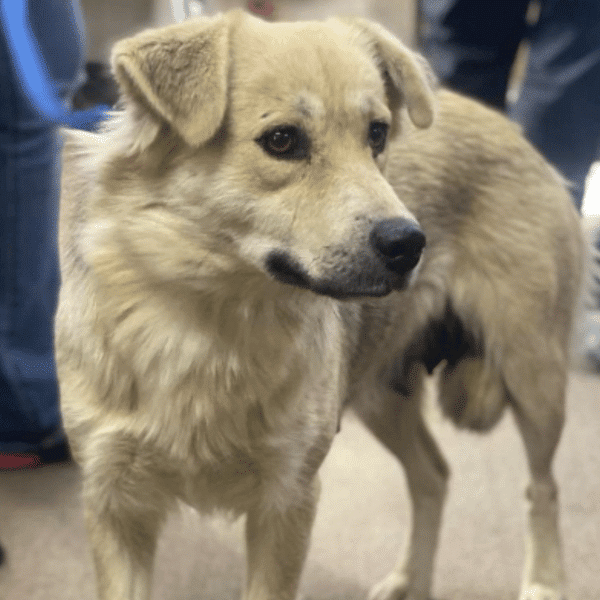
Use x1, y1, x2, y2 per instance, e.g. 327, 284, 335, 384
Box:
369, 218, 426, 274
266, 217, 425, 299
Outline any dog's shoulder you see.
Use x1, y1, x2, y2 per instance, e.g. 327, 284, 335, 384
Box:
59, 128, 101, 272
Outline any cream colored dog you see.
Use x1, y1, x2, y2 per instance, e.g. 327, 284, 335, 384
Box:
55, 10, 583, 600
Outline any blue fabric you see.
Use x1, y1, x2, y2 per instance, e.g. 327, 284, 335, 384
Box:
420, 0, 600, 208
0, 0, 86, 451
421, 0, 531, 108
0, 0, 109, 129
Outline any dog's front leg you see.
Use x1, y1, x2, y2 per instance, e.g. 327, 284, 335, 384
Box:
243, 477, 320, 600
81, 436, 173, 600
84, 503, 159, 600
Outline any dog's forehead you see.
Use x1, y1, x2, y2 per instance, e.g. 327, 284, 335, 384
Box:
230, 17, 386, 119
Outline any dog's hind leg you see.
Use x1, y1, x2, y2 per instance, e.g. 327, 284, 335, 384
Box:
504, 353, 567, 600
243, 477, 321, 600
353, 368, 449, 600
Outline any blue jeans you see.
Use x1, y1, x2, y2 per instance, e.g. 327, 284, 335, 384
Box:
420, 0, 600, 208
0, 0, 85, 451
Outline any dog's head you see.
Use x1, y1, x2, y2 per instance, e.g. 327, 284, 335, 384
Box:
102, 10, 435, 299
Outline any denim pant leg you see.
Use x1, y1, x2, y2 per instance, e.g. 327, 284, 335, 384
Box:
420, 0, 531, 109
0, 0, 85, 451
509, 0, 600, 208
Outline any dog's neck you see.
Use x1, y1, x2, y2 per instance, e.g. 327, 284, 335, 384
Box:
99, 280, 344, 466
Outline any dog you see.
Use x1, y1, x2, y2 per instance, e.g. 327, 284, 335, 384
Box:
55, 10, 584, 600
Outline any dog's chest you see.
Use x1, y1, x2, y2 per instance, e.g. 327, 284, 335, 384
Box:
154, 297, 346, 513
181, 402, 338, 514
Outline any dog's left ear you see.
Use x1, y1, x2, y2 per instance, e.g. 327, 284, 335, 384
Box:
341, 17, 437, 129
111, 13, 230, 147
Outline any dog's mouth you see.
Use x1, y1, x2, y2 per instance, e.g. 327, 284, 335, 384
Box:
265, 252, 313, 290
265, 250, 416, 299
313, 278, 394, 299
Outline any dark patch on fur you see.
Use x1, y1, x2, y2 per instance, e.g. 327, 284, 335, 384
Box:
390, 302, 482, 396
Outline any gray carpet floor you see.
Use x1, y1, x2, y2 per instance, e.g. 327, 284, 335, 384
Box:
0, 370, 598, 600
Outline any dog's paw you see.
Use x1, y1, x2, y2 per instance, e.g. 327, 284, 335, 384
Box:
519, 584, 565, 600
367, 572, 427, 600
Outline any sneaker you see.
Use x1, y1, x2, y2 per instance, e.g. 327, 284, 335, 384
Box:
0, 439, 71, 471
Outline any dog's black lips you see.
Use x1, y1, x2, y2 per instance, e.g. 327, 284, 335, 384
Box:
266, 251, 311, 290
266, 250, 401, 299
311, 279, 393, 299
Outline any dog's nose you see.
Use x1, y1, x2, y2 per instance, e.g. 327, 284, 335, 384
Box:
370, 218, 426, 273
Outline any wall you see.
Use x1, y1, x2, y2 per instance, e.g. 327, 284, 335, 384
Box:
81, 0, 416, 63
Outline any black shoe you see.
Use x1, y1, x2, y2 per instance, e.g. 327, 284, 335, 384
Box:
0, 440, 71, 471
37, 439, 71, 465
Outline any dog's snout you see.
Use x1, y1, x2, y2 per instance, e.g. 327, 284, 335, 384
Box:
370, 218, 426, 273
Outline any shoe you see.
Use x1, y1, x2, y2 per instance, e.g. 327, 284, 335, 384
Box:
0, 439, 71, 471
0, 452, 41, 470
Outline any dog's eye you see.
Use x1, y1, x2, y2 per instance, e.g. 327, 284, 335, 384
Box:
256, 126, 309, 160
368, 122, 389, 157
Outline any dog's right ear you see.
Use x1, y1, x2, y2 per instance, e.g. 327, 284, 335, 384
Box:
111, 14, 230, 148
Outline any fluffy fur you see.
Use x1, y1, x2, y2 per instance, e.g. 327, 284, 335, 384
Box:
55, 10, 583, 600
